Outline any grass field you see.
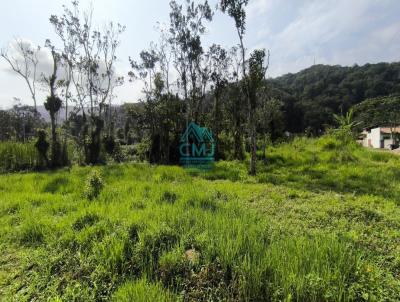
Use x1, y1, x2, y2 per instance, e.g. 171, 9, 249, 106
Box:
0, 136, 399, 301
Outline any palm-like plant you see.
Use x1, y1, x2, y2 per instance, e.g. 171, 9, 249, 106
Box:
333, 109, 357, 129
332, 109, 360, 143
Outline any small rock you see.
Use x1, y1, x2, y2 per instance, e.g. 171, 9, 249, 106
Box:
184, 248, 200, 264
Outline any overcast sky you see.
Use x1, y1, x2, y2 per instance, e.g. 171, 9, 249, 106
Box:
0, 0, 399, 109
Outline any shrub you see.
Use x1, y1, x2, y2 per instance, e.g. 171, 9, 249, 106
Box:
35, 129, 50, 168
83, 170, 104, 200
103, 135, 117, 155
119, 145, 136, 162
134, 138, 151, 162
319, 135, 342, 150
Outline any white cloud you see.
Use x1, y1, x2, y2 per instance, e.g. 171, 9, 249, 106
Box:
247, 0, 275, 19
257, 0, 400, 76
2, 39, 54, 79
1, 0, 400, 107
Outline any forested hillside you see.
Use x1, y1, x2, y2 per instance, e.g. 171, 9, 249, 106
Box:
269, 62, 400, 133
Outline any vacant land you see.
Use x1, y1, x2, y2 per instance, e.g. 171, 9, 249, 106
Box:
0, 137, 399, 301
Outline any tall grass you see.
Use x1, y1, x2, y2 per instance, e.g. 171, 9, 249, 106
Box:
0, 137, 399, 300
112, 278, 178, 302
0, 141, 38, 173
254, 135, 400, 202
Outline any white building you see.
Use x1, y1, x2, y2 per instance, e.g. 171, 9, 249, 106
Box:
361, 127, 400, 149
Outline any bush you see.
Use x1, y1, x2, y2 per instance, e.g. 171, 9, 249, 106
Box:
103, 135, 117, 155
83, 170, 104, 200
35, 129, 50, 168
134, 138, 151, 162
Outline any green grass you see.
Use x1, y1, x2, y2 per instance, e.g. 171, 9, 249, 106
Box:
0, 136, 399, 301
0, 141, 38, 173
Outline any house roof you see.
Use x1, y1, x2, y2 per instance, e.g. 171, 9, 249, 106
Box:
380, 127, 400, 134
363, 127, 400, 134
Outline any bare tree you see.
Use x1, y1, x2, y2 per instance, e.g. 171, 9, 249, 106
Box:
208, 44, 230, 159
247, 49, 269, 175
1, 39, 40, 111
227, 45, 246, 160
220, 0, 270, 175
49, 0, 125, 164
168, 0, 213, 122
50, 1, 125, 117
220, 0, 255, 171
156, 27, 173, 93
42, 41, 63, 167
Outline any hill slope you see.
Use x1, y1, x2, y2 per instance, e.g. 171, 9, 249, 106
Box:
269, 62, 400, 133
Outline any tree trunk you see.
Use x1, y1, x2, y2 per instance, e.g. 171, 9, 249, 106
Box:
262, 136, 267, 162
50, 113, 57, 167
213, 91, 220, 160
249, 114, 257, 175
233, 128, 244, 160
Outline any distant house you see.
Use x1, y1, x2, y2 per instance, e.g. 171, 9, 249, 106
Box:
361, 127, 400, 149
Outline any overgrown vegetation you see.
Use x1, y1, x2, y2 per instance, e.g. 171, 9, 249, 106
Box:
1, 0, 400, 175
1, 135, 399, 301
0, 141, 38, 173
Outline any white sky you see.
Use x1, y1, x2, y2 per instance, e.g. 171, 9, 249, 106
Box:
1, 0, 399, 109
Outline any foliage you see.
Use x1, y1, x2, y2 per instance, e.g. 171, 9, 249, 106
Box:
220, 0, 249, 37
48, 0, 125, 165
44, 95, 63, 167
332, 108, 360, 144
0, 104, 44, 142
247, 48, 269, 174
269, 63, 400, 133
83, 169, 104, 200
34, 129, 49, 168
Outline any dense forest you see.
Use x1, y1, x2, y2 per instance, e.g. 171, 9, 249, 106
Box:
269, 62, 400, 134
